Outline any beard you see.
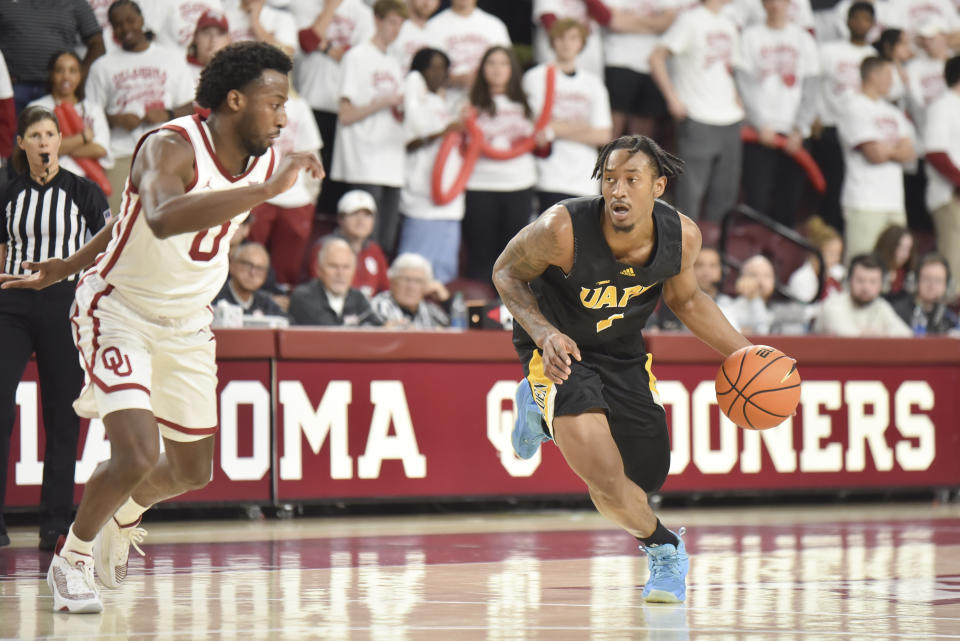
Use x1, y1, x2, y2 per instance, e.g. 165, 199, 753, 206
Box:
611, 221, 635, 233
850, 293, 874, 308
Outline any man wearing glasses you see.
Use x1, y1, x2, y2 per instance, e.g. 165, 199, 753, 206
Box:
214, 242, 287, 317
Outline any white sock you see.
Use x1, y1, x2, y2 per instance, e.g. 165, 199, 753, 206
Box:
61, 524, 94, 561
114, 497, 149, 527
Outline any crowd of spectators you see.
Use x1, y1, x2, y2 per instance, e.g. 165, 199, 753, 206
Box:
1, 0, 959, 336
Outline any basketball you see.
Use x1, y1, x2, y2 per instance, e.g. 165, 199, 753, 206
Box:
715, 345, 801, 430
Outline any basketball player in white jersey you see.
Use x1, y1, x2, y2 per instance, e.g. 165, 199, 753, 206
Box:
1, 41, 323, 613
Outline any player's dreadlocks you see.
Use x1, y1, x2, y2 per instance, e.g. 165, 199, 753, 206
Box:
591, 135, 685, 181
196, 42, 292, 111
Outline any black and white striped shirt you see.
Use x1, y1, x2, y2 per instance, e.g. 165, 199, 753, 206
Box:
1, 169, 109, 280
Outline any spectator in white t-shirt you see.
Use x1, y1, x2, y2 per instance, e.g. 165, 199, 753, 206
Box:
464, 46, 540, 283
186, 10, 232, 89
837, 56, 917, 261
813, 252, 913, 335
811, 1, 877, 233
924, 56, 960, 298
144, 0, 224, 54
904, 18, 951, 136
84, 0, 195, 213
532, 0, 609, 80
388, 0, 441, 72
734, 0, 819, 227
222, 0, 297, 56
725, 0, 814, 31
873, 27, 915, 106
28, 51, 110, 185
523, 18, 613, 213
603, 0, 679, 140
247, 87, 322, 286
397, 47, 464, 283
824, 0, 899, 45
893, 0, 960, 43
423, 0, 511, 101
331, 0, 407, 256
649, 0, 744, 221
289, 0, 375, 215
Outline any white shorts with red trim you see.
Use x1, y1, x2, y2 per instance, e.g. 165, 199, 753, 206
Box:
71, 273, 219, 443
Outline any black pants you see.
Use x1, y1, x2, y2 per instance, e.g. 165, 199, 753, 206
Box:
809, 126, 845, 233
742, 141, 807, 228
0, 281, 82, 536
536, 190, 576, 214
312, 109, 348, 217
463, 188, 535, 283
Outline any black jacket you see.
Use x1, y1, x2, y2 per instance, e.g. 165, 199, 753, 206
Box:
288, 279, 383, 326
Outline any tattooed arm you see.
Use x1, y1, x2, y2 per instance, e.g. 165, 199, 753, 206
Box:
493, 206, 581, 384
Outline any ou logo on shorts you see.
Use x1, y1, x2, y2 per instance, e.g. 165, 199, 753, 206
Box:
102, 346, 133, 377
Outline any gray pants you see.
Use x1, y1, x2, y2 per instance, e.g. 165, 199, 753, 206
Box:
674, 118, 743, 222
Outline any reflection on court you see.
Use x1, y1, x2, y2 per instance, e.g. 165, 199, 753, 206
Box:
1, 504, 958, 640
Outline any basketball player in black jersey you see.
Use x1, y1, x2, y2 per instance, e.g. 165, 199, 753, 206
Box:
492, 134, 752, 603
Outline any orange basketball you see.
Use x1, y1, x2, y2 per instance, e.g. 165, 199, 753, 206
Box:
714, 345, 801, 430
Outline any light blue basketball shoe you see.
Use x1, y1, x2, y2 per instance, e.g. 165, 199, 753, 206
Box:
641, 527, 689, 603
512, 380, 551, 459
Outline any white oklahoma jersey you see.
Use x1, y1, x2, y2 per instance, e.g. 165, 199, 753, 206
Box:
72, 114, 275, 441
93, 114, 276, 316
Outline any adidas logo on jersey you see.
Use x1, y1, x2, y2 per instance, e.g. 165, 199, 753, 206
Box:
620, 267, 636, 277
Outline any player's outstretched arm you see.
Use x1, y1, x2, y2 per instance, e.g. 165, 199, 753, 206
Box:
0, 218, 117, 290
663, 215, 752, 358
138, 131, 324, 239
493, 206, 581, 383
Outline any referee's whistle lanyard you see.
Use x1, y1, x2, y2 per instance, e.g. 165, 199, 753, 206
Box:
431, 65, 557, 206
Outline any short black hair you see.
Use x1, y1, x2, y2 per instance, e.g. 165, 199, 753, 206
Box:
107, 0, 141, 24
849, 253, 885, 277
848, 1, 875, 20
410, 47, 450, 75
196, 42, 293, 111
592, 135, 684, 180
945, 55, 960, 88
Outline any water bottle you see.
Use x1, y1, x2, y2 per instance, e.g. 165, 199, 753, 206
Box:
450, 292, 468, 330
911, 306, 927, 337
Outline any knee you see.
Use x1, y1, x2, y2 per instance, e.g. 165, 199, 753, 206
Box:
110, 447, 159, 486
171, 459, 213, 492
588, 472, 632, 506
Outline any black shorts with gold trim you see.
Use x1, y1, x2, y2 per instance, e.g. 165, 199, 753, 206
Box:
516, 346, 672, 492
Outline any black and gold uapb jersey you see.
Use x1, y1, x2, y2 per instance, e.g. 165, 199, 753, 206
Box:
513, 195, 683, 356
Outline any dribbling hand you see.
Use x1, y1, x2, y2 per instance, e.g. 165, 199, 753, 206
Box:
541, 332, 582, 384
266, 152, 325, 197
0, 258, 70, 290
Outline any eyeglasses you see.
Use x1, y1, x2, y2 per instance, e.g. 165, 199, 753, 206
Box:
394, 275, 427, 285
236, 259, 269, 274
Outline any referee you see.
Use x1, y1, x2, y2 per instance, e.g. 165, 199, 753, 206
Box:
0, 106, 109, 549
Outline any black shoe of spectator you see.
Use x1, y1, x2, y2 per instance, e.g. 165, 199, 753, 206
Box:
38, 528, 65, 551
0, 532, 9, 547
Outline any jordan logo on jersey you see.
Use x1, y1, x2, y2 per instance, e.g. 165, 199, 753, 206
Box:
579, 284, 655, 310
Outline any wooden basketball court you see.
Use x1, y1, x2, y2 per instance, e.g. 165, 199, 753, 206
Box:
2, 502, 959, 640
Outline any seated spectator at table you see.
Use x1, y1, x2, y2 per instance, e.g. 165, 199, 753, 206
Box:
312, 189, 391, 298
892, 252, 958, 335
786, 217, 845, 302
214, 242, 287, 317
718, 254, 779, 334
873, 223, 917, 301
649, 246, 723, 331
813, 253, 913, 336
371, 253, 450, 329
290, 237, 383, 326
